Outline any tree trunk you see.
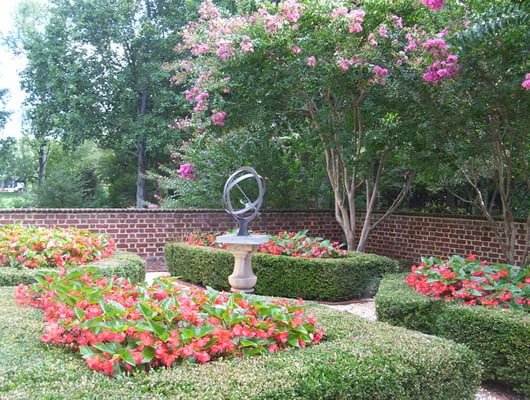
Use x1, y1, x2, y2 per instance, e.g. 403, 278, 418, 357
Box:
136, 136, 147, 209
136, 91, 148, 209
38, 141, 48, 188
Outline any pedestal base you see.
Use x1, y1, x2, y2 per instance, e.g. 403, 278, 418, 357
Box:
216, 234, 269, 293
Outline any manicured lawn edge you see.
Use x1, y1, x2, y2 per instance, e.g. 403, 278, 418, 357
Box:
375, 274, 530, 397
0, 286, 480, 399
164, 242, 400, 301
0, 250, 146, 286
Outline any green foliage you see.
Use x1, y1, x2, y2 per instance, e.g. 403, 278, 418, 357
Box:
155, 125, 330, 209
0, 251, 145, 286
1, 285, 480, 399
164, 242, 400, 301
10, 0, 197, 207
34, 141, 110, 208
376, 273, 447, 333
0, 88, 11, 129
376, 274, 530, 396
0, 193, 33, 208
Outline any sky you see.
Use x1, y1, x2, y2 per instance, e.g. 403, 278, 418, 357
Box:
0, 0, 26, 139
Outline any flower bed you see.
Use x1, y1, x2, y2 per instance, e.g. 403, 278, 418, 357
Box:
2, 283, 481, 399
0, 224, 143, 286
376, 273, 530, 396
0, 223, 116, 269
406, 254, 529, 311
186, 230, 347, 258
16, 268, 324, 377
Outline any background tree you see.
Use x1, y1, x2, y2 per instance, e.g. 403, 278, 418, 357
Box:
414, 0, 530, 265
0, 89, 11, 130
9, 0, 198, 207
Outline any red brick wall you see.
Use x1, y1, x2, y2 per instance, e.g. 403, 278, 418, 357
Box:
0, 209, 526, 268
0, 209, 342, 267
362, 214, 528, 265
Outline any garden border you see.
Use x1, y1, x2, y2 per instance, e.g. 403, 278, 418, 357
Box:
375, 274, 530, 397
0, 209, 526, 267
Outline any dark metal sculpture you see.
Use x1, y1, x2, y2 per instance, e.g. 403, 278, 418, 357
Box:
222, 167, 265, 236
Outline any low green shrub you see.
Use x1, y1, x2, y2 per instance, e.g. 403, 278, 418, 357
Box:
0, 251, 146, 286
376, 274, 530, 397
164, 242, 399, 301
1, 285, 481, 399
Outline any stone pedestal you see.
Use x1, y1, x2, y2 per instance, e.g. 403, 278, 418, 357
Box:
215, 234, 269, 293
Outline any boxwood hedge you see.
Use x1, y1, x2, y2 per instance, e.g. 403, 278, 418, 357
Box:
0, 251, 146, 286
164, 242, 400, 301
0, 286, 481, 399
376, 274, 530, 397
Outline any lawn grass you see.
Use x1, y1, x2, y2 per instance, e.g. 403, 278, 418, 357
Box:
0, 285, 481, 400
0, 192, 32, 208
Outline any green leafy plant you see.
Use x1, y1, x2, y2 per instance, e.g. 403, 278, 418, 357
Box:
16, 268, 325, 377
186, 230, 346, 259
406, 254, 530, 311
0, 224, 116, 269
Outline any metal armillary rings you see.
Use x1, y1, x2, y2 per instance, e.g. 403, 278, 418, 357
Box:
222, 167, 265, 236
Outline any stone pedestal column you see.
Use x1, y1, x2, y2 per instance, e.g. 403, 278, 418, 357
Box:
216, 234, 269, 293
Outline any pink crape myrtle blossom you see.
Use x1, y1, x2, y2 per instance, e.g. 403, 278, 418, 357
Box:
198, 0, 221, 20
522, 73, 530, 90
373, 65, 389, 84
422, 57, 460, 83
347, 9, 365, 33
307, 56, 316, 67
240, 35, 254, 53
420, 37, 460, 83
337, 58, 352, 71
216, 39, 236, 60
280, 0, 304, 23
331, 6, 348, 18
367, 32, 378, 46
291, 45, 301, 54
421, 0, 446, 11
378, 27, 388, 38
211, 110, 227, 126
177, 164, 196, 180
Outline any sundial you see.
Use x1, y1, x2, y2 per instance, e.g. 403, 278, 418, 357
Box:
222, 166, 265, 236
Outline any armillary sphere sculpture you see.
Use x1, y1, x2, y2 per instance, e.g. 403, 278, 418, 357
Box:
222, 166, 265, 236
217, 167, 268, 293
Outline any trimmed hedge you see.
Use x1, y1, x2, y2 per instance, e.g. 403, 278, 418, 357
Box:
0, 251, 146, 286
0, 285, 481, 399
376, 274, 530, 397
164, 242, 399, 301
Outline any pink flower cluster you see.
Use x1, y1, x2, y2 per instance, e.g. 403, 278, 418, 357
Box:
373, 65, 389, 84
211, 110, 227, 126
522, 73, 530, 90
177, 163, 196, 180
421, 38, 460, 83
330, 6, 365, 33
421, 0, 446, 11
280, 0, 303, 23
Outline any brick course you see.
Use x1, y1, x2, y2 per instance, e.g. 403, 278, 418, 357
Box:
0, 209, 526, 269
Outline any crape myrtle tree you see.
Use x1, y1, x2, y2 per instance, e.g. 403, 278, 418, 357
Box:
416, 0, 530, 265
169, 0, 457, 251
10, 0, 198, 208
